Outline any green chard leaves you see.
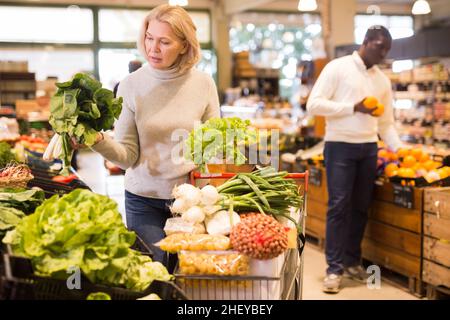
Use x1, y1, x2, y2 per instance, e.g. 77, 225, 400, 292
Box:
49, 73, 123, 175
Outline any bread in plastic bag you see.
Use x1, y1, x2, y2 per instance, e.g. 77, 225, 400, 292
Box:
155, 233, 230, 253
178, 250, 250, 276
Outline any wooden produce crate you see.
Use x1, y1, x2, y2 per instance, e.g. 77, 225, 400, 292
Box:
362, 182, 424, 295
423, 187, 450, 299
305, 165, 327, 248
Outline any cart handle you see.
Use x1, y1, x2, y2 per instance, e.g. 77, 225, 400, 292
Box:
190, 171, 309, 192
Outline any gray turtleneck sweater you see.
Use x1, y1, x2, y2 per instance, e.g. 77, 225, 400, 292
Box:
91, 65, 220, 199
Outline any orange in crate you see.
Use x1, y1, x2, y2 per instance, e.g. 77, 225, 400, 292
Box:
378, 149, 389, 160
401, 155, 416, 168
411, 148, 423, 161
398, 167, 415, 178
397, 148, 410, 158
384, 163, 399, 177
419, 153, 430, 163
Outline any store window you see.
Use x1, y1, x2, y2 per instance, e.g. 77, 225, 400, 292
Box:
98, 48, 141, 90
0, 6, 93, 43
99, 9, 148, 43
97, 8, 214, 88
99, 48, 216, 91
0, 5, 215, 92
99, 9, 211, 43
229, 12, 324, 98
0, 48, 94, 81
354, 14, 414, 45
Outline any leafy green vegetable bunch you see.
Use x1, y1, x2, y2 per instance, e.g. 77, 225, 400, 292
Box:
0, 205, 25, 240
0, 187, 45, 213
3, 189, 172, 291
185, 117, 257, 172
0, 142, 17, 168
49, 73, 122, 175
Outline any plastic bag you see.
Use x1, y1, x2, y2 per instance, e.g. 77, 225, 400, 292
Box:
178, 251, 250, 276
163, 217, 205, 235
155, 233, 230, 253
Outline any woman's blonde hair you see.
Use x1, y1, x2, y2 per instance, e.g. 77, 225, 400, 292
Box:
137, 4, 201, 73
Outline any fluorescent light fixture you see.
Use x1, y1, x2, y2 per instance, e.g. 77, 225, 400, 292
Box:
169, 0, 188, 6
298, 0, 317, 12
412, 0, 431, 15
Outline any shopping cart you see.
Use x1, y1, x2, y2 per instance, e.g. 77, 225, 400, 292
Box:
173, 169, 308, 300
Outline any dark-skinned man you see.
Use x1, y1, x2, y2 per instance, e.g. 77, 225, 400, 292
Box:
307, 26, 404, 293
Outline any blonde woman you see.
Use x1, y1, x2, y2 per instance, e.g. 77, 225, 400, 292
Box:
89, 4, 220, 263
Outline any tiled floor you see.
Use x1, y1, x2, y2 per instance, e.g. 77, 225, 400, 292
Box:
76, 150, 421, 300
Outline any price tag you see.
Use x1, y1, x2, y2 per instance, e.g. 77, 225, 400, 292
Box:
309, 166, 322, 187
393, 184, 414, 209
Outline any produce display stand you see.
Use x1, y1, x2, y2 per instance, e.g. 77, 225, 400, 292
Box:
0, 237, 188, 301
173, 170, 308, 300
0, 160, 188, 301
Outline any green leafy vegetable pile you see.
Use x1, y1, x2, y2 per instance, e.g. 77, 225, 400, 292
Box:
0, 205, 25, 240
0, 142, 17, 168
0, 187, 45, 213
185, 117, 257, 172
49, 73, 123, 175
3, 189, 172, 291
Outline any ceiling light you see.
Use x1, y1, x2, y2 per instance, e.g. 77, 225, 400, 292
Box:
412, 0, 431, 15
298, 0, 317, 12
169, 0, 188, 6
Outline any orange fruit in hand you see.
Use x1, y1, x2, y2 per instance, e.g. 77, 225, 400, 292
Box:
411, 148, 423, 161
402, 155, 417, 168
363, 96, 378, 109
372, 103, 385, 117
397, 148, 410, 158
385, 163, 399, 177
390, 153, 398, 161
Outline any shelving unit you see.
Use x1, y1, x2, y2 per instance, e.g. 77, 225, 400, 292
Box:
232, 51, 279, 97
0, 72, 37, 108
385, 62, 450, 147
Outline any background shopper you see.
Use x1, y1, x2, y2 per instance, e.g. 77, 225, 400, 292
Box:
307, 25, 403, 293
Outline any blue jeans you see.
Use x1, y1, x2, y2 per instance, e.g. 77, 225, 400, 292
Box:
125, 190, 173, 265
323, 142, 378, 275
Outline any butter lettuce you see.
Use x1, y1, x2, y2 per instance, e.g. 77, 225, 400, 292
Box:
185, 117, 257, 172
3, 189, 172, 291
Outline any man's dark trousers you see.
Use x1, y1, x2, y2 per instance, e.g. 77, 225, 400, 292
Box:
323, 141, 378, 275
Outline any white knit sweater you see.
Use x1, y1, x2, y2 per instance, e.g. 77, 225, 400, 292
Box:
91, 65, 220, 199
307, 51, 402, 151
